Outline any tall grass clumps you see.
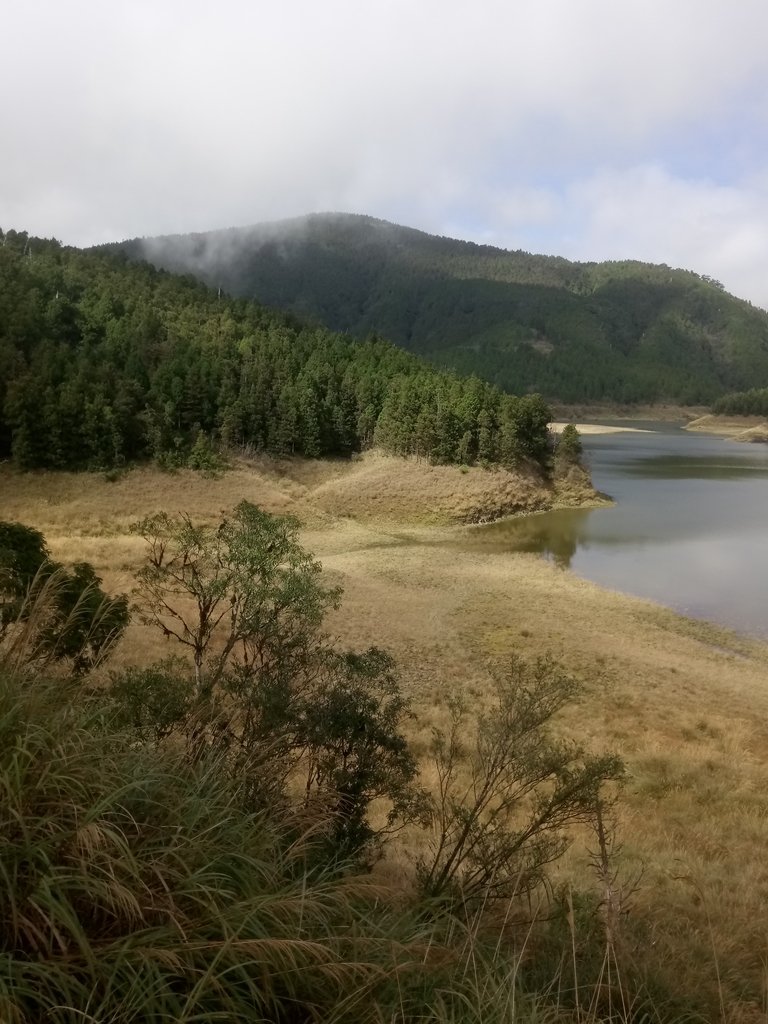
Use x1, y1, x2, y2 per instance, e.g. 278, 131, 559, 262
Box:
0, 511, 686, 1023
0, 667, 653, 1024
0, 671, 414, 1022
0, 668, 605, 1024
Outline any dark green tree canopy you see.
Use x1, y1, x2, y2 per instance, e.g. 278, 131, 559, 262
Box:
0, 228, 552, 472
110, 213, 768, 405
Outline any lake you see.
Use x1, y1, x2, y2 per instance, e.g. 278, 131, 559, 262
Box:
474, 425, 768, 638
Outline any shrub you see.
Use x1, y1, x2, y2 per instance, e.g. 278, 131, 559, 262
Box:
0, 520, 128, 675
555, 423, 583, 465
417, 655, 623, 907
131, 501, 341, 697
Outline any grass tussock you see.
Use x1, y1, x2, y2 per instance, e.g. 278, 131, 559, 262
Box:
308, 450, 577, 524
0, 670, 421, 1022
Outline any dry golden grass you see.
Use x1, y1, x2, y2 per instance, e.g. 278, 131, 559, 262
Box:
308, 449, 574, 524
4, 454, 768, 1011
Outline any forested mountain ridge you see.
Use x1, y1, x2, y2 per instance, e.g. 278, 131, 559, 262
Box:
0, 228, 552, 471
110, 213, 768, 404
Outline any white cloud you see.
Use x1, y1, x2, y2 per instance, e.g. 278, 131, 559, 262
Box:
2, 0, 768, 303
471, 166, 768, 308
565, 166, 768, 308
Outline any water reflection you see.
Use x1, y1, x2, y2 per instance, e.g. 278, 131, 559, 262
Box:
467, 509, 594, 568
622, 454, 768, 480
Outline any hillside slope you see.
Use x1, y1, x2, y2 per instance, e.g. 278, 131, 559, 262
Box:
0, 228, 552, 472
110, 213, 768, 405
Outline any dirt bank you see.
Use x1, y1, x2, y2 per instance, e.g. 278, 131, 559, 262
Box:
0, 450, 600, 534
685, 413, 768, 442
550, 421, 652, 435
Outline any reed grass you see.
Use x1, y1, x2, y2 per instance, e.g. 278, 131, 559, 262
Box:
2, 664, 694, 1023
0, 668, 400, 1022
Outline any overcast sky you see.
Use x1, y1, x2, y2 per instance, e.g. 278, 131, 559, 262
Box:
3, 0, 768, 306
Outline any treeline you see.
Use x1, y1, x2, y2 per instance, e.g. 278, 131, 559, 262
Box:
374, 377, 551, 463
0, 229, 552, 471
712, 387, 768, 416
119, 213, 768, 406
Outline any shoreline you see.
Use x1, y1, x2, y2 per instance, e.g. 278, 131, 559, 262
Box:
683, 413, 768, 442
551, 403, 705, 423
550, 420, 652, 435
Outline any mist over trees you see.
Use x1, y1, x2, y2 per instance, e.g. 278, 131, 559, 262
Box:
0, 228, 553, 472
115, 213, 768, 405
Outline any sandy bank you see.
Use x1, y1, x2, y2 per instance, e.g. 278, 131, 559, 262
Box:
550, 421, 652, 435
684, 413, 768, 442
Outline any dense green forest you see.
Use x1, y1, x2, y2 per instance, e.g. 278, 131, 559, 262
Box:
0, 229, 552, 471
112, 213, 768, 405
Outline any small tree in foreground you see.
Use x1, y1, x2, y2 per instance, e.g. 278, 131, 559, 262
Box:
131, 501, 341, 698
128, 503, 423, 860
417, 656, 623, 906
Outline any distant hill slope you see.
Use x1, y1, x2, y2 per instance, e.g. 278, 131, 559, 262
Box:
109, 213, 768, 405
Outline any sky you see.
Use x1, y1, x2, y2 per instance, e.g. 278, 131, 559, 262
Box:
3, 0, 768, 306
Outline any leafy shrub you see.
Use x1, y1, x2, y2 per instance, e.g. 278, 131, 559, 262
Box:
555, 423, 583, 465
107, 656, 194, 743
0, 520, 128, 674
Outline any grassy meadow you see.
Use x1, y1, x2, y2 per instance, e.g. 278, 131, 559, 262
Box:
4, 452, 768, 1019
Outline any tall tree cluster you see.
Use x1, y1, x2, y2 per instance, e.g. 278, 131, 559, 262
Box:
0, 229, 552, 471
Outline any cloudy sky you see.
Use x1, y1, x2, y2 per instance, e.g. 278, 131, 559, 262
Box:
4, 0, 768, 305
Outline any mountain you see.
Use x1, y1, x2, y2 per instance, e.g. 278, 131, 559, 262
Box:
0, 228, 553, 472
109, 213, 768, 405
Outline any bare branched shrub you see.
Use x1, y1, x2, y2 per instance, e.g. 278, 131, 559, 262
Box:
417, 656, 624, 906
126, 504, 423, 860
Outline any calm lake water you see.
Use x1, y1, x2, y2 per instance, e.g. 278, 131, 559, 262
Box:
474, 425, 768, 638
